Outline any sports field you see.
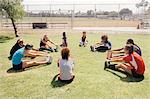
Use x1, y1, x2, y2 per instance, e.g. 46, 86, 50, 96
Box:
0, 29, 150, 99
1, 18, 139, 28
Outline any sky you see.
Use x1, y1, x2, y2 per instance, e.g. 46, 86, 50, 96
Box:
23, 0, 149, 4
23, 0, 150, 13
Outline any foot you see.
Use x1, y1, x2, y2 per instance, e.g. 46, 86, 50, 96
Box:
104, 61, 110, 70
47, 56, 52, 64
90, 46, 94, 52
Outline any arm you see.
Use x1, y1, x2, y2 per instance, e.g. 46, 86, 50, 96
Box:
57, 59, 60, 67
108, 57, 125, 62
112, 48, 124, 51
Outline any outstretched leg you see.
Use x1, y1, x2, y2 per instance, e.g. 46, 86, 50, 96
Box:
22, 56, 52, 69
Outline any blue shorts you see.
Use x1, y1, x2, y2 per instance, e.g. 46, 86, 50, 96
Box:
13, 62, 23, 70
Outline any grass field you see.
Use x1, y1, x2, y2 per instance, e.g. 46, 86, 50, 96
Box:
0, 30, 150, 99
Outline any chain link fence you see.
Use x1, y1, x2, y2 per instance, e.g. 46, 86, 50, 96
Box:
1, 3, 150, 29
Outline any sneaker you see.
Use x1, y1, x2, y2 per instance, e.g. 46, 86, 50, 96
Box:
104, 61, 110, 70
90, 46, 94, 52
47, 56, 52, 64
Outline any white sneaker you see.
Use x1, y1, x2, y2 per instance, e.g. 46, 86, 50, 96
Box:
47, 56, 52, 64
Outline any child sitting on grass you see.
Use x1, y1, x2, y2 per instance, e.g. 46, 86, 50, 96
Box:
60, 32, 68, 47
39, 35, 58, 52
79, 31, 88, 47
9, 38, 25, 60
107, 38, 142, 59
57, 47, 75, 83
90, 35, 112, 52
12, 44, 52, 71
104, 44, 145, 78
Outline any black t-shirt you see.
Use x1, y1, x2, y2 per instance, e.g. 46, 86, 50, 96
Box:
40, 40, 46, 47
82, 36, 86, 42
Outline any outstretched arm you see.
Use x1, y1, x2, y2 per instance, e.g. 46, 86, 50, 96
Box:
108, 57, 125, 62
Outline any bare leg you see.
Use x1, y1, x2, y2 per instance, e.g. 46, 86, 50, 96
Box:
115, 63, 132, 75
22, 60, 48, 69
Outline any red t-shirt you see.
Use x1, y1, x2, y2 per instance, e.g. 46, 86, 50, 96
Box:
123, 52, 145, 75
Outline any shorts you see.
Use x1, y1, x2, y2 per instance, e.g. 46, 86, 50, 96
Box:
96, 46, 109, 52
131, 69, 144, 78
13, 62, 23, 70
58, 76, 75, 83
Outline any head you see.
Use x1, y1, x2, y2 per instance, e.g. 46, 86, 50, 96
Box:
43, 35, 49, 41
24, 44, 33, 51
126, 39, 134, 45
61, 47, 70, 60
124, 44, 134, 55
101, 35, 108, 43
17, 38, 24, 47
83, 31, 86, 37
63, 32, 66, 37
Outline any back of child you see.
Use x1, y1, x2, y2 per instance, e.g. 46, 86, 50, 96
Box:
58, 47, 75, 83
60, 32, 68, 47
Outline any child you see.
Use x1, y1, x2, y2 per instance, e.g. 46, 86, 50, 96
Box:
79, 31, 88, 47
107, 38, 142, 59
57, 47, 75, 83
39, 35, 58, 52
12, 44, 52, 70
90, 35, 112, 52
9, 38, 25, 60
104, 44, 145, 78
60, 32, 68, 47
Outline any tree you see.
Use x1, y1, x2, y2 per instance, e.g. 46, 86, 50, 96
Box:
119, 8, 133, 20
0, 0, 24, 37
108, 11, 118, 19
87, 10, 94, 16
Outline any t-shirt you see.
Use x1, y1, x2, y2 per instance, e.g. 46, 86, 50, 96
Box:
123, 52, 145, 75
59, 58, 74, 80
40, 40, 46, 47
10, 44, 24, 58
81, 36, 86, 42
103, 41, 112, 50
12, 47, 25, 65
133, 45, 142, 56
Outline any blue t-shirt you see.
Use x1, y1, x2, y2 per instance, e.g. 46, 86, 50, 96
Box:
12, 47, 25, 65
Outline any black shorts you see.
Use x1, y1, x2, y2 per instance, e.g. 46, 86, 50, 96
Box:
58, 76, 75, 83
13, 62, 23, 70
96, 46, 109, 52
132, 69, 144, 78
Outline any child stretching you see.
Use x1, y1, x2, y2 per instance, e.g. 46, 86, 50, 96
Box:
107, 39, 142, 59
79, 31, 88, 47
57, 47, 75, 83
104, 44, 145, 78
12, 44, 52, 71
60, 32, 68, 47
40, 35, 58, 52
90, 35, 112, 52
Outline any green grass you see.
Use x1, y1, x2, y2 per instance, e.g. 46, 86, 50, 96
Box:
0, 31, 150, 99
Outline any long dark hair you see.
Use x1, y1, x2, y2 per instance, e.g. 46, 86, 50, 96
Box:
61, 47, 70, 60
62, 32, 67, 39
125, 44, 134, 55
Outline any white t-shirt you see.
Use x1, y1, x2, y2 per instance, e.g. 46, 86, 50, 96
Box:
59, 58, 74, 80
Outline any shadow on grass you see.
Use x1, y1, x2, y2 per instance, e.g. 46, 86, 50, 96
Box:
7, 68, 24, 73
0, 36, 13, 43
51, 74, 70, 88
106, 69, 144, 82
6, 64, 49, 73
